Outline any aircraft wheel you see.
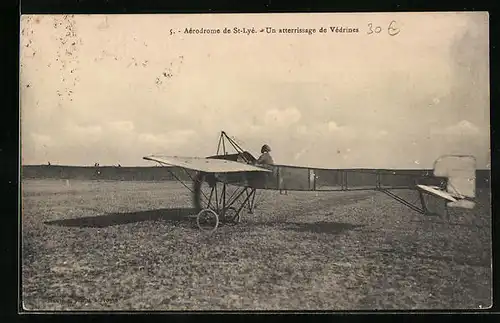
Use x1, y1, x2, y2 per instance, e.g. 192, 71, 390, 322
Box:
223, 206, 241, 225
196, 208, 219, 233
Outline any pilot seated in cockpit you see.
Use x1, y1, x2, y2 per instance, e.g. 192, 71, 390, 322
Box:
256, 144, 274, 165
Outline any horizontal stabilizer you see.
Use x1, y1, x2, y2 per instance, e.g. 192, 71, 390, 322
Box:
143, 155, 271, 174
416, 184, 458, 202
447, 200, 476, 209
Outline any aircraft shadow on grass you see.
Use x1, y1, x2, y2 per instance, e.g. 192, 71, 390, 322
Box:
44, 208, 198, 228
44, 208, 364, 236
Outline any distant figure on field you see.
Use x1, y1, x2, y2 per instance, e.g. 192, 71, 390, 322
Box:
257, 144, 274, 165
94, 162, 101, 176
47, 161, 51, 166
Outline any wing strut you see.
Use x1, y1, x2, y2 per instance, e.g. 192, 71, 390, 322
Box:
153, 161, 211, 202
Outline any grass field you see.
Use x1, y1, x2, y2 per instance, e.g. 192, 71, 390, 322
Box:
21, 179, 492, 311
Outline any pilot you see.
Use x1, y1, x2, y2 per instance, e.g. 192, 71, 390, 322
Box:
257, 144, 274, 165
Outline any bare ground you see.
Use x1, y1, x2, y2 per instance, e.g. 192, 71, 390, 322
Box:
21, 179, 492, 311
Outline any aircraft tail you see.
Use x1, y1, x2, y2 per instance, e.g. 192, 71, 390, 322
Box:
432, 155, 476, 208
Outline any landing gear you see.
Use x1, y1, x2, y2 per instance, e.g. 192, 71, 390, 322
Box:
222, 206, 241, 225
193, 172, 256, 233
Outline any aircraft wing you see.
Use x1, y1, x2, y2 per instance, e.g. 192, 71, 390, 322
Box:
143, 155, 271, 173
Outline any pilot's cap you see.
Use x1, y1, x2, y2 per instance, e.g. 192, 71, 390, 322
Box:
261, 144, 271, 153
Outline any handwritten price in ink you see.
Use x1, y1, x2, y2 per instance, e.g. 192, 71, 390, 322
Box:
367, 20, 400, 36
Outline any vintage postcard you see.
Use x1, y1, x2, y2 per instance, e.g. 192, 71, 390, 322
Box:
20, 12, 491, 311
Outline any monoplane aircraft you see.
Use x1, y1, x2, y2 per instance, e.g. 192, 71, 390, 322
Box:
143, 131, 477, 233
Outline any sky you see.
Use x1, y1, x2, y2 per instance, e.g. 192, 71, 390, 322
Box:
20, 12, 490, 169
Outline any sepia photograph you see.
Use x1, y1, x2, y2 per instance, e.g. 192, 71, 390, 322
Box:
20, 12, 491, 311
